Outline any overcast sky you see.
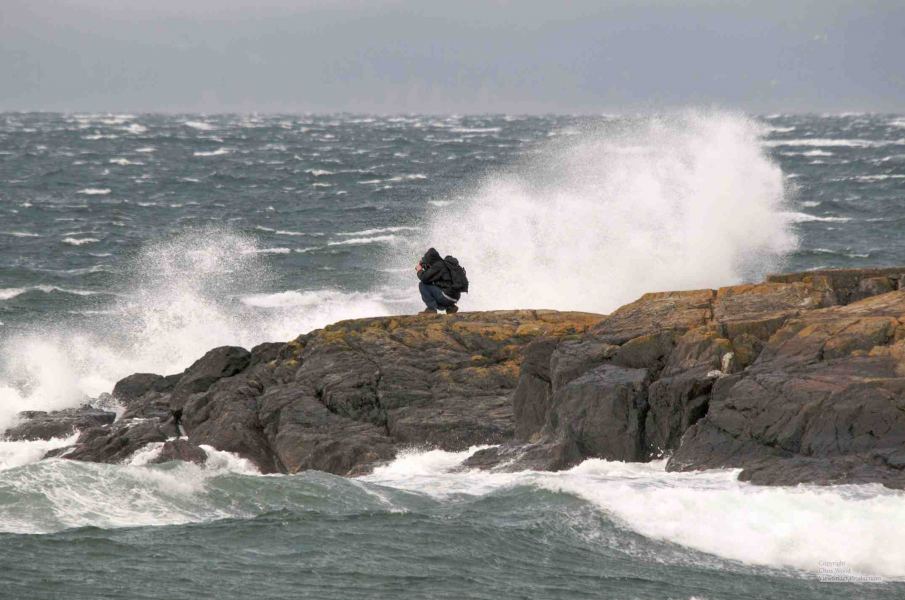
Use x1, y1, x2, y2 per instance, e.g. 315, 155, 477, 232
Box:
1, 0, 903, 113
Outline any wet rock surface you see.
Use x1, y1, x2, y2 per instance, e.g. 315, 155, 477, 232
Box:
44, 310, 600, 475
24, 267, 905, 488
4, 407, 116, 442
493, 267, 905, 488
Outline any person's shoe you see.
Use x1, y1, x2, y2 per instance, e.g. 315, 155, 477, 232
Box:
445, 304, 459, 314
419, 308, 438, 315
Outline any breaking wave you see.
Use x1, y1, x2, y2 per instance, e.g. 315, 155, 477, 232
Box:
394, 111, 798, 313
0, 229, 394, 431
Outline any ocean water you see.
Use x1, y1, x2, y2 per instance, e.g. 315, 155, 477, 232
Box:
1, 112, 904, 598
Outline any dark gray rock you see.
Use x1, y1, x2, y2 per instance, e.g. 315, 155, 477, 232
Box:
64, 417, 178, 464
512, 337, 558, 441
180, 367, 282, 473
43, 269, 905, 488
171, 346, 251, 411
547, 363, 650, 462
644, 369, 714, 457
5, 407, 115, 441
151, 439, 208, 465
461, 440, 582, 472
112, 373, 176, 405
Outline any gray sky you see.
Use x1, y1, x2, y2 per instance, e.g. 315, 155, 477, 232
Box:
1, 0, 903, 113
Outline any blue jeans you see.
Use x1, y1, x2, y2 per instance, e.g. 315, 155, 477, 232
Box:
419, 282, 456, 310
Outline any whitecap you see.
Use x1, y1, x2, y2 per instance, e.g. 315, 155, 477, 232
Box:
0, 286, 102, 300
779, 149, 834, 157
123, 123, 147, 134
449, 127, 502, 134
781, 212, 852, 223
387, 174, 428, 182
852, 174, 905, 181
184, 120, 216, 131
76, 188, 111, 195
246, 247, 291, 255
327, 235, 399, 246
62, 237, 100, 246
0, 288, 26, 301
336, 226, 418, 236
254, 226, 309, 237
193, 148, 231, 157
765, 138, 901, 148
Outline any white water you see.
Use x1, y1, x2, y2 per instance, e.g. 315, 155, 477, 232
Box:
363, 448, 905, 580
0, 229, 394, 431
398, 111, 798, 313
0, 112, 798, 430
1, 112, 869, 579
0, 445, 261, 534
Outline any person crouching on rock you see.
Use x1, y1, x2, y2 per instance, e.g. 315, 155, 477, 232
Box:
416, 247, 468, 314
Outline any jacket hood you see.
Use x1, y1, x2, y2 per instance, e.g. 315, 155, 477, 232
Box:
422, 247, 442, 265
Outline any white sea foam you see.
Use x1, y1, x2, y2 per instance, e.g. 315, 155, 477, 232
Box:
852, 174, 905, 181
248, 247, 291, 255
0, 435, 78, 472
0, 288, 26, 301
123, 123, 147, 134
193, 148, 231, 157
76, 188, 111, 195
135, 146, 156, 153
328, 235, 399, 246
0, 449, 263, 534
0, 286, 100, 301
337, 226, 418, 237
387, 174, 428, 181
449, 127, 501, 134
780, 149, 833, 157
781, 212, 852, 223
764, 138, 903, 148
255, 226, 309, 237
393, 112, 798, 313
3, 231, 41, 238
109, 157, 143, 166
0, 229, 394, 433
184, 120, 216, 131
62, 237, 100, 246
362, 448, 905, 579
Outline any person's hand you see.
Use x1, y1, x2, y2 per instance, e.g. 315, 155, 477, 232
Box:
416, 262, 423, 273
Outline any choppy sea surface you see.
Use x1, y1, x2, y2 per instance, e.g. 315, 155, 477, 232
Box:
1, 112, 904, 598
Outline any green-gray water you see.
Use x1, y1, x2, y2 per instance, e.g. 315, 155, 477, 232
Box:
1, 112, 904, 598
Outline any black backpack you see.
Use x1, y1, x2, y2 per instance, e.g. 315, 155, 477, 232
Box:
443, 255, 469, 293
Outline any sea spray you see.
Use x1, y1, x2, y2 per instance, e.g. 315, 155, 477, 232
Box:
392, 112, 798, 313
0, 228, 393, 430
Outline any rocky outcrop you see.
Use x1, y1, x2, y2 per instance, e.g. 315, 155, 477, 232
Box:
11, 267, 905, 489
24, 310, 598, 474
491, 267, 905, 488
4, 407, 115, 441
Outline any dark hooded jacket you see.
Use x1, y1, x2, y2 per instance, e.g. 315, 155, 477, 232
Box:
417, 247, 460, 300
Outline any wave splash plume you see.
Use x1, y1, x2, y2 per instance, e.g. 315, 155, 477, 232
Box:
408, 112, 798, 313
0, 229, 391, 430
